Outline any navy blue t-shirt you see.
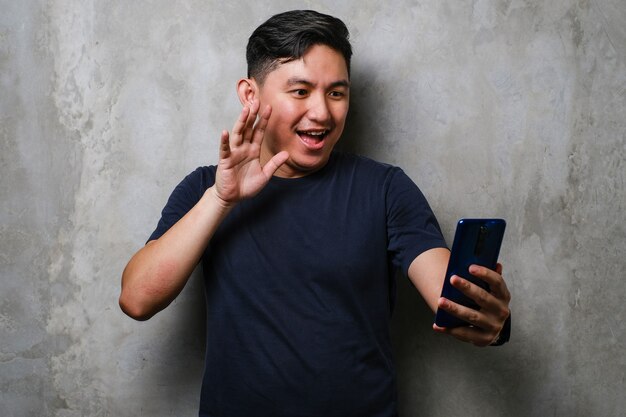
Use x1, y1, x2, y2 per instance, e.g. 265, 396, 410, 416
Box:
149, 152, 447, 417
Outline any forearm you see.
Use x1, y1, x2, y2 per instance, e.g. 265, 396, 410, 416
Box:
407, 247, 450, 313
119, 186, 232, 320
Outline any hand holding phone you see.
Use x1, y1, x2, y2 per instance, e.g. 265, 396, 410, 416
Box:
434, 218, 506, 328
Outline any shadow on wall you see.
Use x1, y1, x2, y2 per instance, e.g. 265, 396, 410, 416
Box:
141, 267, 207, 411
337, 68, 382, 158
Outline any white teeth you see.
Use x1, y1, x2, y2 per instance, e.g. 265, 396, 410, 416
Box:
302, 131, 326, 136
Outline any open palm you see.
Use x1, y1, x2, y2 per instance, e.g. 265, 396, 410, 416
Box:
213, 101, 288, 206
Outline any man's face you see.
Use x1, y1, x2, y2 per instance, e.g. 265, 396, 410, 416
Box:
256, 44, 350, 178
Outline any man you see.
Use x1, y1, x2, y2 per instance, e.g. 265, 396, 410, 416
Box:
120, 9, 511, 417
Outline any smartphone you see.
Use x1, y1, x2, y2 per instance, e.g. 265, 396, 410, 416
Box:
434, 218, 506, 328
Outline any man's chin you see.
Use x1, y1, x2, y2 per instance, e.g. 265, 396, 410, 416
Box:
277, 155, 331, 178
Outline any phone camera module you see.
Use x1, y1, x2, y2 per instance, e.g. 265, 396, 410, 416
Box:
474, 225, 490, 256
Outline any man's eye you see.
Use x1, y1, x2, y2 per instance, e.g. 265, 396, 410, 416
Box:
292, 89, 308, 97
329, 91, 345, 98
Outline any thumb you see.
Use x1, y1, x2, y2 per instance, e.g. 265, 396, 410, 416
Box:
262, 151, 289, 178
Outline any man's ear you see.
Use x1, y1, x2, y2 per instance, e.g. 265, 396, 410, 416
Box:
237, 78, 258, 106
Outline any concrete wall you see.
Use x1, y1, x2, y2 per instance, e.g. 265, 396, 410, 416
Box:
1, 0, 624, 416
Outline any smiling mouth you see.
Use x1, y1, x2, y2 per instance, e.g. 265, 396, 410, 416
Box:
297, 130, 329, 148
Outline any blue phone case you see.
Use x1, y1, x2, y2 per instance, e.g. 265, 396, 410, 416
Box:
434, 218, 506, 328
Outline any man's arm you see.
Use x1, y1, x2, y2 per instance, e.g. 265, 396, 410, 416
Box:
408, 247, 511, 347
119, 101, 288, 320
119, 187, 232, 320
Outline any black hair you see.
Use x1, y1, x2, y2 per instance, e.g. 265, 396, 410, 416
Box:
246, 10, 352, 83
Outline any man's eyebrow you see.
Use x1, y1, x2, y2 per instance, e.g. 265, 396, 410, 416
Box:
329, 80, 350, 88
285, 78, 350, 88
286, 78, 314, 87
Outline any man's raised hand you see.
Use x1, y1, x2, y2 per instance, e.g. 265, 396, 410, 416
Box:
212, 100, 289, 208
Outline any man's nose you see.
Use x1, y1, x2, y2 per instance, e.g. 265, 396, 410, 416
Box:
306, 93, 332, 123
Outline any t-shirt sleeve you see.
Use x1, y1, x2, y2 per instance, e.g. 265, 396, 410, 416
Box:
386, 167, 448, 275
147, 166, 216, 243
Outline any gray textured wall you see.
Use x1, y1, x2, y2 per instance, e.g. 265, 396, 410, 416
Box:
1, 0, 625, 416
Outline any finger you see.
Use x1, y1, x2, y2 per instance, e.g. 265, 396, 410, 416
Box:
231, 105, 251, 146
447, 325, 494, 347
437, 296, 490, 329
467, 264, 500, 285
219, 130, 230, 159
262, 151, 289, 178
251, 105, 272, 146
449, 275, 510, 322
450, 275, 494, 310
243, 99, 260, 143
432, 323, 493, 347
468, 264, 510, 301
492, 263, 511, 300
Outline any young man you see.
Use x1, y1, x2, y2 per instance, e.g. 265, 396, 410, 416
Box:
120, 10, 511, 417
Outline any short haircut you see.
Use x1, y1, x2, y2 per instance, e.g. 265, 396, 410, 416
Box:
246, 10, 352, 84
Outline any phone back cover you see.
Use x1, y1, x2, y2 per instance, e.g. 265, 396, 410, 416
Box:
434, 218, 506, 328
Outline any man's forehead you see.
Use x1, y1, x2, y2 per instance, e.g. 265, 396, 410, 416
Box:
264, 46, 349, 84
